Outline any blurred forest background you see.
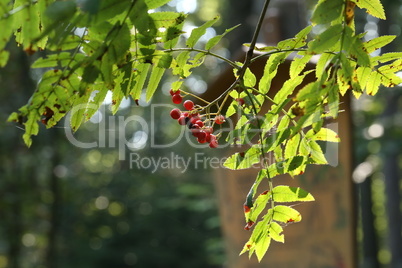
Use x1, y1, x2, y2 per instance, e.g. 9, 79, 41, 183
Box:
1, 0, 402, 267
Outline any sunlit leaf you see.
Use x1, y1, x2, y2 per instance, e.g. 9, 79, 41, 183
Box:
258, 52, 289, 94
206, 24, 240, 50
186, 16, 219, 48
352, 0, 386, 20
306, 127, 340, 142
311, 0, 343, 25
272, 205, 302, 223
363, 35, 396, 54
308, 24, 343, 54
289, 52, 312, 79
271, 186, 315, 203
146, 65, 165, 101
268, 222, 284, 243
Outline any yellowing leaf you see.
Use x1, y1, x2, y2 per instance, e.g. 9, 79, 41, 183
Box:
364, 71, 383, 95
306, 127, 340, 142
271, 185, 315, 203
272, 205, 302, 223
284, 133, 301, 159
363, 35, 396, 54
255, 235, 271, 262
352, 0, 386, 20
289, 52, 312, 79
268, 222, 284, 243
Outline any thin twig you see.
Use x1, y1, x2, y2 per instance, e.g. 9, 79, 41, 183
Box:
239, 0, 272, 76
163, 47, 240, 69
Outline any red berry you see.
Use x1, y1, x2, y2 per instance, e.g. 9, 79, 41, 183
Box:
170, 108, 181, 119
214, 115, 225, 124
183, 100, 194, 110
195, 120, 204, 127
198, 136, 207, 143
191, 125, 201, 137
172, 94, 182, 104
205, 132, 212, 143
204, 127, 213, 134
198, 131, 206, 140
209, 135, 218, 148
170, 89, 180, 96
236, 98, 245, 106
178, 115, 187, 125
190, 116, 200, 124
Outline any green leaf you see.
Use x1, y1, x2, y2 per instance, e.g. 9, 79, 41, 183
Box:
366, 71, 381, 95
70, 93, 91, 131
306, 128, 340, 142
172, 51, 191, 77
255, 235, 271, 262
146, 65, 165, 101
205, 24, 240, 50
302, 140, 328, 164
277, 26, 312, 50
342, 26, 370, 67
23, 110, 41, 147
108, 22, 131, 63
271, 186, 315, 203
223, 146, 261, 170
284, 133, 300, 159
32, 52, 84, 68
315, 53, 335, 79
308, 24, 343, 54
249, 191, 270, 223
258, 52, 289, 94
130, 63, 151, 100
86, 85, 109, 120
111, 71, 127, 114
355, 66, 371, 90
144, 0, 171, 9
268, 222, 284, 243
272, 205, 302, 223
0, 50, 10, 67
82, 64, 100, 84
170, 80, 183, 91
45, 0, 77, 21
289, 52, 312, 79
363, 35, 396, 54
244, 68, 257, 88
377, 59, 402, 74
245, 44, 277, 52
240, 214, 271, 258
225, 100, 239, 118
263, 155, 306, 178
79, 0, 101, 14
372, 52, 402, 64
273, 71, 308, 103
352, 0, 386, 20
186, 16, 219, 48
226, 115, 262, 145
311, 0, 343, 25
327, 83, 340, 118
373, 59, 402, 88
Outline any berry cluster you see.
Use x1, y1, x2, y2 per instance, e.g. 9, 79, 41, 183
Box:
169, 89, 224, 148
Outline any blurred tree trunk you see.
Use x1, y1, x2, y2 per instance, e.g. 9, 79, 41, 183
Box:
358, 178, 380, 268
381, 92, 402, 268
0, 42, 37, 268
377, 1, 402, 266
45, 145, 61, 268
